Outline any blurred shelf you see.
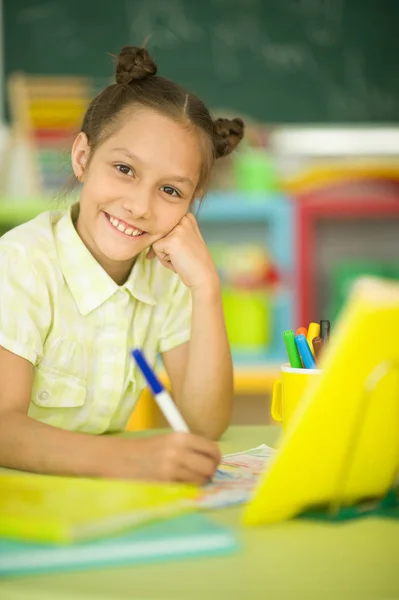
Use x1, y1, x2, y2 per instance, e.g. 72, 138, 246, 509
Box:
270, 126, 399, 156
0, 200, 53, 223
232, 350, 284, 366
233, 364, 280, 394
198, 192, 291, 221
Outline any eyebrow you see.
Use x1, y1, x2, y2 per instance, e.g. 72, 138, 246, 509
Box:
170, 175, 195, 188
112, 148, 140, 162
111, 147, 195, 188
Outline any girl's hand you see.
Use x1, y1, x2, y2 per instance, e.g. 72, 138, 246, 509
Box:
146, 213, 219, 292
109, 432, 221, 484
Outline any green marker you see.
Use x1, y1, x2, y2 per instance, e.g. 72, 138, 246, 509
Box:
283, 329, 303, 368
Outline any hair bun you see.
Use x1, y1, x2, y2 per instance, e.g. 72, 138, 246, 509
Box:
115, 46, 157, 84
213, 117, 245, 159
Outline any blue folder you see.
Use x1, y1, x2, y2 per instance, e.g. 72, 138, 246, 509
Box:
0, 514, 238, 577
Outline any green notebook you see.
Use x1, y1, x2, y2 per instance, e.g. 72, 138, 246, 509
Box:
0, 514, 238, 577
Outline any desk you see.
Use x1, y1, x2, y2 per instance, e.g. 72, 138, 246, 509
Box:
1, 426, 398, 600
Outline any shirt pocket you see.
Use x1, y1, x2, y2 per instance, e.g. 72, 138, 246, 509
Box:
32, 366, 86, 409
40, 337, 88, 381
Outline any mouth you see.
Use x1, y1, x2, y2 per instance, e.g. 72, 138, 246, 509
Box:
103, 212, 146, 239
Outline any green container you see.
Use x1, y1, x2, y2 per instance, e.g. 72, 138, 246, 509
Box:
385, 264, 399, 281
222, 288, 271, 351
329, 261, 388, 321
233, 149, 279, 192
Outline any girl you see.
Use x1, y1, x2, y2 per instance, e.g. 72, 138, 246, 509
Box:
0, 46, 244, 484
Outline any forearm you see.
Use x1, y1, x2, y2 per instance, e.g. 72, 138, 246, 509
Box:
0, 411, 121, 477
178, 284, 233, 439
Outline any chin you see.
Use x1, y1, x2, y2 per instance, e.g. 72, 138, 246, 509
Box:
95, 238, 143, 263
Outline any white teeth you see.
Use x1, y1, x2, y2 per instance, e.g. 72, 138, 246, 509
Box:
107, 213, 143, 237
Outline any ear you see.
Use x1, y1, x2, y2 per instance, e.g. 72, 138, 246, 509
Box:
71, 132, 90, 182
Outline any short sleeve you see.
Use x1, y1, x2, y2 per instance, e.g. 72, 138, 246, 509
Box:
158, 277, 192, 354
0, 248, 51, 365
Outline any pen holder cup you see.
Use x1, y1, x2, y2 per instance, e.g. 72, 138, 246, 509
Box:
271, 363, 322, 431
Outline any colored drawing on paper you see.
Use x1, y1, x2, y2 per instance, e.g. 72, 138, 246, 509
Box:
196, 444, 276, 509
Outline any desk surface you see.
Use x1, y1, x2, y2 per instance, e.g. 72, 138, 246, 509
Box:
1, 426, 398, 600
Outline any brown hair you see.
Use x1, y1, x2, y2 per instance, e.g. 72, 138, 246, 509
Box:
80, 46, 245, 195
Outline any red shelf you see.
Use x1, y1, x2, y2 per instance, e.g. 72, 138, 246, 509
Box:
296, 190, 399, 325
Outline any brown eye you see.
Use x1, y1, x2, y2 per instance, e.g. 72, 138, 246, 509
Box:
116, 164, 134, 177
161, 185, 180, 197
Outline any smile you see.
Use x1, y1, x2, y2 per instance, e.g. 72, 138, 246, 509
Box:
104, 212, 146, 238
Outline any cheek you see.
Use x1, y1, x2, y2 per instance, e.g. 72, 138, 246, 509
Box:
154, 201, 189, 232
82, 167, 116, 203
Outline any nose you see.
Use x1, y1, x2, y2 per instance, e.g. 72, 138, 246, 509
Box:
122, 183, 153, 220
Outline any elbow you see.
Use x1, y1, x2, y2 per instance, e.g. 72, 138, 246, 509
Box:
191, 408, 232, 441
207, 424, 229, 441
207, 415, 231, 441
179, 384, 234, 441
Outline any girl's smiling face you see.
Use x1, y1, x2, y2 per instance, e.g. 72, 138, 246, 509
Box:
71, 108, 203, 283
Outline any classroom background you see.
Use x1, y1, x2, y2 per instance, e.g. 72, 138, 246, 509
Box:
0, 0, 398, 430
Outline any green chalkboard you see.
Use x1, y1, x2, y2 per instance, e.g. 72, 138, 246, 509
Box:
4, 0, 399, 123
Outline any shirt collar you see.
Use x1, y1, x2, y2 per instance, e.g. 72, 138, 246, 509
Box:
54, 205, 156, 316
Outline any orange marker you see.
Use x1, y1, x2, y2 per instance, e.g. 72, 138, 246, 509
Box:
296, 327, 307, 337
307, 322, 320, 356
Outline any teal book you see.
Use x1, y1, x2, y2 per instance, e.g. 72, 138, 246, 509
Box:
0, 514, 238, 577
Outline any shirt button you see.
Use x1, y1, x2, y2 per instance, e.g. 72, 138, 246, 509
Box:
110, 345, 120, 355
37, 390, 49, 403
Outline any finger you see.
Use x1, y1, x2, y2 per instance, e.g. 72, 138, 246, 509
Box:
157, 259, 176, 273
182, 450, 218, 481
150, 247, 177, 272
184, 212, 203, 239
174, 461, 215, 485
182, 213, 197, 231
185, 434, 221, 464
185, 212, 197, 225
151, 244, 172, 261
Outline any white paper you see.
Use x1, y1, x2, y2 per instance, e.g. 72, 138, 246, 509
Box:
196, 444, 276, 509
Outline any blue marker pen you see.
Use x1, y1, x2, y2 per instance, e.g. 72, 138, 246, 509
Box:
131, 349, 189, 432
132, 349, 225, 479
295, 334, 317, 369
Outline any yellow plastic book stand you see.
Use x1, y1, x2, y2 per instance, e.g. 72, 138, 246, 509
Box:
244, 277, 399, 525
